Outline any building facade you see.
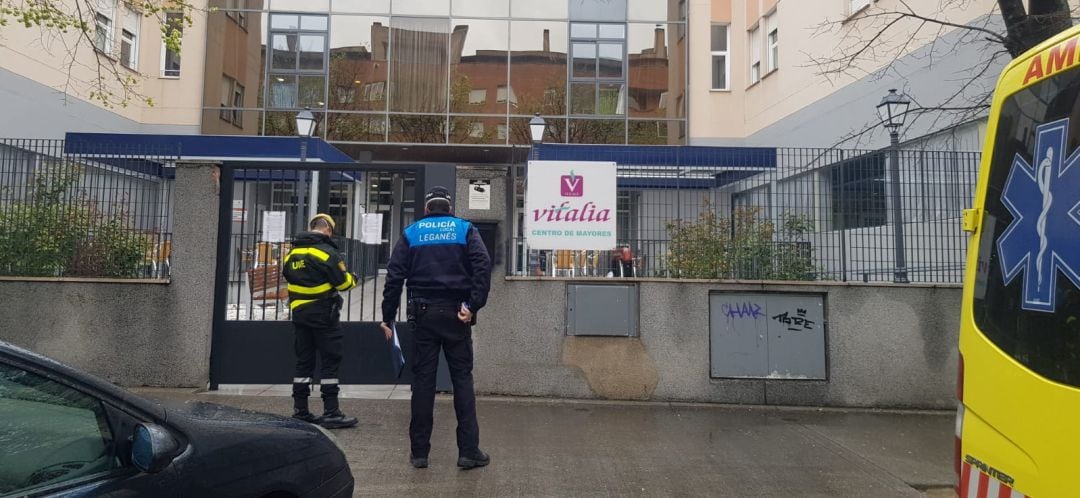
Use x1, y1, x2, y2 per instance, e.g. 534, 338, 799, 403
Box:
0, 0, 1021, 149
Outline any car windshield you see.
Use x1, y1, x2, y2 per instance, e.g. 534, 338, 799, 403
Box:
972, 64, 1080, 387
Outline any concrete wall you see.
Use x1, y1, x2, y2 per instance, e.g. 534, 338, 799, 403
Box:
474, 277, 961, 409
0, 163, 219, 387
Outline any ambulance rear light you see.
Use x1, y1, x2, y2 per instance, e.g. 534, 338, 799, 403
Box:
954, 354, 965, 495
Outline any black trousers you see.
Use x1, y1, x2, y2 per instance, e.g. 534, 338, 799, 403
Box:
292, 299, 344, 413
409, 302, 480, 458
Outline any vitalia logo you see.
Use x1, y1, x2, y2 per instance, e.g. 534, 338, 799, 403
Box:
561, 171, 583, 197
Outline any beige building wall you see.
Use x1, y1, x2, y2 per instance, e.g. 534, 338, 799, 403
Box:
200, 8, 263, 136
689, 0, 1000, 142
0, 0, 209, 132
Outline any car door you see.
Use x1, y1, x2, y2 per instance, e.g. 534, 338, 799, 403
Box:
0, 360, 179, 497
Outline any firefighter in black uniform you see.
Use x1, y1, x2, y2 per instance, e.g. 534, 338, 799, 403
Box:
380, 186, 492, 470
283, 213, 359, 429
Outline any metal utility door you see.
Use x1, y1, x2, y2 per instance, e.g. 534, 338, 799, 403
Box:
709, 292, 827, 380
210, 161, 423, 387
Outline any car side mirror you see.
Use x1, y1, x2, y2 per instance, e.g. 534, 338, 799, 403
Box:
131, 423, 179, 474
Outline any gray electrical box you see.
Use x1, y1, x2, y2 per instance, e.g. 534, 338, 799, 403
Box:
709, 292, 826, 379
566, 284, 639, 337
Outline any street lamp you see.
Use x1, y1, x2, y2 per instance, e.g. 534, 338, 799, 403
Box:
529, 113, 546, 161
295, 107, 318, 233
877, 89, 911, 283
296, 107, 317, 139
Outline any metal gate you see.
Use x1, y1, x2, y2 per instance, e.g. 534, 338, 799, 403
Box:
209, 161, 424, 387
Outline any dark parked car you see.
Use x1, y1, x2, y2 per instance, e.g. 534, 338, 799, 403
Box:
0, 341, 353, 497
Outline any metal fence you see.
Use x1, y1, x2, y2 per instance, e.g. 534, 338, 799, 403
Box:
510, 146, 980, 284
0, 139, 176, 279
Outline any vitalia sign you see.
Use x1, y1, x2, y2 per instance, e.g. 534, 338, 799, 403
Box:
525, 160, 617, 250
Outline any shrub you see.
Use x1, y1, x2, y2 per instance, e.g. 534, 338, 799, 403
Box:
666, 201, 817, 280
0, 162, 154, 278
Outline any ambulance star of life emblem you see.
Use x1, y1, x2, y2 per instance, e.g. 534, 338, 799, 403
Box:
997, 117, 1080, 312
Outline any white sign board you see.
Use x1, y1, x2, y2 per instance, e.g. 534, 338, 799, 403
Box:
525, 160, 617, 250
469, 180, 491, 210
232, 199, 246, 223
360, 213, 384, 244
262, 211, 287, 243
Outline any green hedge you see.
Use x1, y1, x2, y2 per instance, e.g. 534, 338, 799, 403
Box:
0, 162, 154, 278
666, 203, 819, 281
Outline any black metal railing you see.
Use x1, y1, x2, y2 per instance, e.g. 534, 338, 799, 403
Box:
0, 139, 176, 279
510, 146, 980, 284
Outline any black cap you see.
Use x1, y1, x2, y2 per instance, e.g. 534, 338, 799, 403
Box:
425, 186, 452, 203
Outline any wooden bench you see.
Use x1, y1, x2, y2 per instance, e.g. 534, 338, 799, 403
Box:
248, 263, 288, 307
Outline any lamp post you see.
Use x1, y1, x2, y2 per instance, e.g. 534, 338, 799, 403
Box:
877, 89, 911, 283
295, 107, 317, 234
526, 113, 547, 275
529, 113, 546, 161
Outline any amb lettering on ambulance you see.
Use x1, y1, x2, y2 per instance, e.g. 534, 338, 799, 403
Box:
958, 23, 1080, 498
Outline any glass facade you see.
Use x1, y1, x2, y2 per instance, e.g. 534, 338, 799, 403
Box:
210, 0, 687, 145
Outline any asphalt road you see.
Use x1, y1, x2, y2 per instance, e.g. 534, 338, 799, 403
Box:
139, 389, 954, 497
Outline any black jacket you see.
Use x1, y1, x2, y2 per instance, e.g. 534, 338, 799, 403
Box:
282, 232, 357, 314
381, 213, 491, 325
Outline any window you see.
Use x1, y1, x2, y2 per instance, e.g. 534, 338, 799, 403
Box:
469, 122, 485, 138
161, 12, 183, 77
616, 191, 640, 245
268, 14, 329, 109
748, 25, 761, 85
119, 7, 139, 70
232, 83, 245, 126
219, 75, 244, 127
94, 0, 115, 54
362, 82, 385, 102
337, 86, 357, 104
570, 22, 627, 116
849, 0, 871, 15
0, 363, 121, 496
223, 0, 249, 29
710, 24, 729, 90
496, 85, 517, 105
765, 12, 778, 73
220, 75, 233, 122
973, 66, 1080, 388
829, 154, 886, 230
468, 89, 487, 105
496, 124, 508, 140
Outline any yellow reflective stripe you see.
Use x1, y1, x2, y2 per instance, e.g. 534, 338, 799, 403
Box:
284, 247, 331, 264
335, 273, 356, 291
290, 299, 317, 310
288, 282, 332, 294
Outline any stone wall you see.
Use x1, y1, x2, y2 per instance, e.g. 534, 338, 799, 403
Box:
0, 163, 219, 387
473, 277, 961, 409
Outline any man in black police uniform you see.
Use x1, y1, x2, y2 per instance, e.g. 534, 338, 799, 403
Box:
283, 213, 359, 429
380, 186, 492, 469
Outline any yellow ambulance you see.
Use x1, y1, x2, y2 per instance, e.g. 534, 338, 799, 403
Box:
959, 23, 1080, 498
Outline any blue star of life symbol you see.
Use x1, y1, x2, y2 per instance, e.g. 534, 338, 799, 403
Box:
998, 117, 1080, 312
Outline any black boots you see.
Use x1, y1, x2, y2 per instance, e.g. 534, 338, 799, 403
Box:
293, 408, 357, 429
457, 450, 490, 469
410, 455, 429, 469
319, 410, 358, 429
292, 409, 320, 424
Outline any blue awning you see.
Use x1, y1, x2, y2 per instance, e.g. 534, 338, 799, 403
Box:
63, 133, 354, 163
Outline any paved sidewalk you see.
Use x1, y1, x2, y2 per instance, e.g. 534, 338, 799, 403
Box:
137, 389, 954, 497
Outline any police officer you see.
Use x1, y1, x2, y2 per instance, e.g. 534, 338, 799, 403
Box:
283, 213, 359, 429
380, 186, 492, 470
